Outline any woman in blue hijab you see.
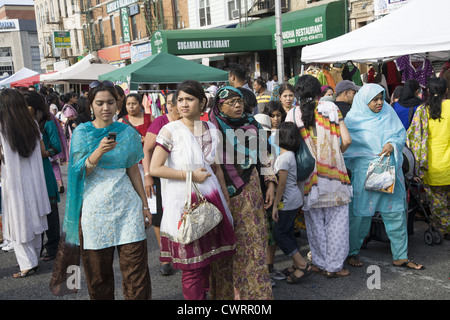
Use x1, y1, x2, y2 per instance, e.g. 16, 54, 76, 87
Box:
344, 84, 424, 270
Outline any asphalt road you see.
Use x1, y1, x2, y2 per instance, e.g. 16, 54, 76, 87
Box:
1, 164, 449, 303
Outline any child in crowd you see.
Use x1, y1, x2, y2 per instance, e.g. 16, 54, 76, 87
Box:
272, 122, 311, 284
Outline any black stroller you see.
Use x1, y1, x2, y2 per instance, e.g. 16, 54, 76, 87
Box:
363, 146, 443, 248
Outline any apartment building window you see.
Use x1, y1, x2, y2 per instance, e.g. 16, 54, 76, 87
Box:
0, 47, 14, 76
199, 0, 211, 27
98, 19, 104, 47
50, 1, 55, 21
30, 46, 41, 73
110, 15, 117, 45
36, 6, 40, 27
227, 0, 239, 20
131, 15, 138, 40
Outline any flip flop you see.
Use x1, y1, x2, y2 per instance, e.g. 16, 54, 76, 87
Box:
13, 266, 39, 278
393, 259, 425, 270
326, 268, 351, 278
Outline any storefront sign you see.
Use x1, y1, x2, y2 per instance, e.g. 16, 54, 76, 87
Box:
0, 19, 19, 32
151, 29, 273, 55
99, 43, 131, 62
277, 17, 324, 47
53, 31, 71, 48
246, 1, 345, 49
177, 40, 231, 51
130, 42, 152, 63
121, 7, 131, 42
374, 0, 410, 16
106, 0, 137, 14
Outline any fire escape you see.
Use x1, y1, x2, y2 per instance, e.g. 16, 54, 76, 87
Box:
247, 0, 289, 18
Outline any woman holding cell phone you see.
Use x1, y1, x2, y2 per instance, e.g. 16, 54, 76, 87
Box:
50, 80, 152, 300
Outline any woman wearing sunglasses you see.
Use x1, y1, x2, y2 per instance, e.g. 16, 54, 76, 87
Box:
50, 80, 152, 299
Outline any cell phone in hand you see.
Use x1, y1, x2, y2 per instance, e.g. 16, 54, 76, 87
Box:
107, 132, 117, 141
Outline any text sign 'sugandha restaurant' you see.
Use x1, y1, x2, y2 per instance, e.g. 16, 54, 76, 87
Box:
150, 1, 346, 79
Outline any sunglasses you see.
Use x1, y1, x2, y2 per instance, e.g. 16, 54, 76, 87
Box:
89, 80, 114, 89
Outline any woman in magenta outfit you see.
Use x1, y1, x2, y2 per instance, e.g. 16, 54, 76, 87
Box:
150, 80, 235, 300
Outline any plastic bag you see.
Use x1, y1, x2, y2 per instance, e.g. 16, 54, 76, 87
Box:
364, 153, 395, 193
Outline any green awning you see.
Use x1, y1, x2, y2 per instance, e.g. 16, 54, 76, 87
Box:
150, 1, 345, 55
241, 0, 346, 48
151, 28, 273, 55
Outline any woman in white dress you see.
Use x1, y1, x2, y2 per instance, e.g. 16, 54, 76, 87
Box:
150, 80, 236, 300
0, 89, 51, 278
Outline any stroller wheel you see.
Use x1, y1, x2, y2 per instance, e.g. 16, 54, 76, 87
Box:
433, 229, 443, 245
424, 229, 434, 246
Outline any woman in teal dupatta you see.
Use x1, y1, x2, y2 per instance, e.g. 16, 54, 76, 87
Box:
344, 84, 424, 270
50, 82, 152, 299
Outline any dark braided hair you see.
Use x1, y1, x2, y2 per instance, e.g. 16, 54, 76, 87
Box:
295, 75, 321, 128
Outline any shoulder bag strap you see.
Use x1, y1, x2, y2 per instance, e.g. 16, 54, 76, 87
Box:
122, 116, 143, 137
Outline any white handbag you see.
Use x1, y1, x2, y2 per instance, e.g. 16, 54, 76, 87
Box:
177, 170, 223, 244
364, 153, 396, 194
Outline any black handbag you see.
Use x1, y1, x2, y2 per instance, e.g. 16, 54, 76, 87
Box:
293, 107, 315, 181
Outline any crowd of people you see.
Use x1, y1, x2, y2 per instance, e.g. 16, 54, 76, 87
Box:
0, 61, 448, 300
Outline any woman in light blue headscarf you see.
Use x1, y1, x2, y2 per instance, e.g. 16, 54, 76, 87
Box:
344, 83, 424, 270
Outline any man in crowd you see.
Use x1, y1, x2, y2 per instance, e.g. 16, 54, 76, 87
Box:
333, 80, 360, 118
253, 78, 271, 114
228, 63, 251, 90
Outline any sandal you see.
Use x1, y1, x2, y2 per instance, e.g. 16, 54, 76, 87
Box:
13, 266, 39, 278
347, 254, 363, 267
282, 265, 296, 277
393, 259, 425, 270
311, 264, 327, 275
326, 268, 350, 278
286, 262, 312, 284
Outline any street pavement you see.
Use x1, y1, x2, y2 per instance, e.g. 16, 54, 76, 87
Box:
1, 163, 449, 302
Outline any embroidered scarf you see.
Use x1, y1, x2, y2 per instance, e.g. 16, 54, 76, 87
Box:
290, 101, 352, 210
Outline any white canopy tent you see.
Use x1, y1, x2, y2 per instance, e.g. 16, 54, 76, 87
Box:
301, 0, 450, 64
0, 67, 38, 88
41, 53, 117, 85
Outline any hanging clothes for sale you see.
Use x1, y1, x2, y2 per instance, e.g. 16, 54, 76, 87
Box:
139, 90, 170, 118
342, 61, 363, 86
395, 54, 434, 89
329, 64, 343, 86
321, 65, 336, 90
383, 61, 402, 95
362, 65, 389, 96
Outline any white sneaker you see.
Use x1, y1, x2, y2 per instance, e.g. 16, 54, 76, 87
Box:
270, 268, 287, 281
0, 239, 10, 248
2, 241, 14, 252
